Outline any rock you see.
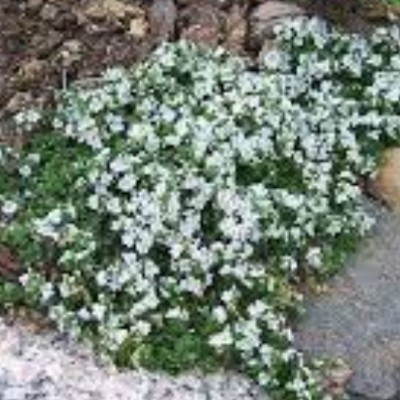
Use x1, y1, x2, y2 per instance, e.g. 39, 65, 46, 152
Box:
347, 359, 398, 400
59, 40, 83, 67
128, 16, 149, 39
3, 387, 29, 400
31, 29, 63, 58
373, 148, 400, 212
176, 0, 232, 9
224, 4, 247, 54
294, 203, 400, 400
179, 4, 220, 47
323, 360, 353, 398
40, 3, 59, 21
181, 23, 220, 48
249, 1, 305, 49
389, 4, 400, 20
149, 0, 177, 40
0, 321, 266, 400
16, 58, 47, 87
4, 92, 33, 115
51, 10, 79, 30
26, 0, 44, 13
84, 0, 143, 21
0, 247, 22, 281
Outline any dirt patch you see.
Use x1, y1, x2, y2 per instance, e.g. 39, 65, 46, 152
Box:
0, 0, 154, 128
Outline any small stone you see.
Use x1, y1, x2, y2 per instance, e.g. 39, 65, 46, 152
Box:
224, 4, 247, 54
128, 16, 149, 39
16, 58, 47, 86
179, 4, 221, 47
4, 92, 33, 115
59, 40, 83, 66
26, 0, 44, 13
85, 0, 143, 21
52, 10, 79, 30
249, 1, 305, 49
31, 30, 63, 57
149, 0, 177, 40
389, 4, 400, 20
40, 3, 59, 21
323, 360, 353, 397
373, 148, 400, 212
180, 24, 220, 47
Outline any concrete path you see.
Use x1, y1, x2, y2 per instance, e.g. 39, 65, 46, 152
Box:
296, 202, 400, 400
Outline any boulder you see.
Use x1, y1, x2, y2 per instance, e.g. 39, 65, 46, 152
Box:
128, 16, 149, 39
373, 148, 400, 212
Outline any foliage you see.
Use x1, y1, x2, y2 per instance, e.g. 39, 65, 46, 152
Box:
2, 17, 400, 399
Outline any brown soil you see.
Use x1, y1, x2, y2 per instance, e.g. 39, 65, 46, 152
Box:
0, 0, 257, 125
0, 0, 393, 130
0, 0, 155, 126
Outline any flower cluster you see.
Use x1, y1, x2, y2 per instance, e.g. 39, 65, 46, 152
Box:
2, 17, 400, 400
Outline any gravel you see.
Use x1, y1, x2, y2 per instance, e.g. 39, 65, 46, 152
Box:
0, 319, 268, 400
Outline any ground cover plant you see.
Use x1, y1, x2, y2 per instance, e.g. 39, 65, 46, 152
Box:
1, 16, 400, 399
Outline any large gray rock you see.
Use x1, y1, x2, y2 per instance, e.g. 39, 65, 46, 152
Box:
295, 202, 400, 400
0, 320, 269, 400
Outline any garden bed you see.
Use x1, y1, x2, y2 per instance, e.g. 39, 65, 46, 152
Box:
2, 2, 400, 400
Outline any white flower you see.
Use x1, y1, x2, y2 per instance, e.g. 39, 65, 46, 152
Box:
47, 209, 63, 225
306, 246, 322, 268
110, 156, 130, 174
40, 282, 54, 302
209, 327, 233, 348
1, 200, 18, 216
88, 194, 100, 210
92, 303, 107, 321
248, 301, 267, 318
221, 290, 235, 305
212, 306, 228, 324
96, 270, 108, 286
19, 165, 32, 177
113, 329, 129, 345
106, 197, 122, 215
118, 174, 136, 193
135, 320, 151, 336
